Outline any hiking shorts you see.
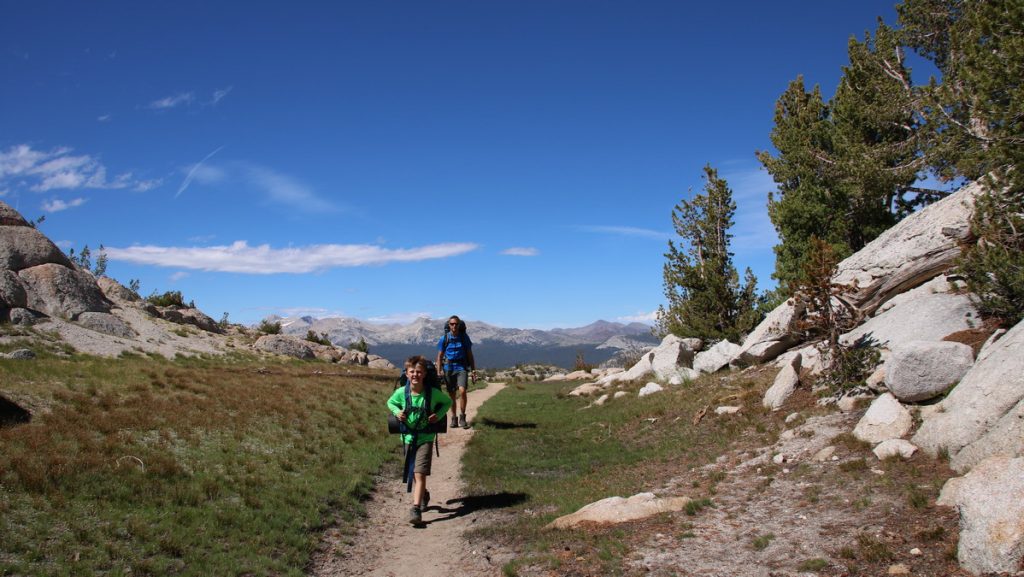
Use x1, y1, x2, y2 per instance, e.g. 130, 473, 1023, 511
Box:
445, 370, 468, 394
407, 442, 434, 474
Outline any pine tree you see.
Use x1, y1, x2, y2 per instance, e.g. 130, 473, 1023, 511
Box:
757, 78, 846, 290
899, 0, 1024, 325
657, 165, 760, 342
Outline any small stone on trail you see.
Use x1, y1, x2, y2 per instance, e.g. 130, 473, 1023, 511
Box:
887, 563, 910, 575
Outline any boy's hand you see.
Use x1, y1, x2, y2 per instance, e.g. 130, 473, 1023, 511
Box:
427, 413, 438, 423
397, 411, 407, 423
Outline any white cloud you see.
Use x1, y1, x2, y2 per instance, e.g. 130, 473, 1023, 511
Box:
577, 225, 671, 241
169, 271, 190, 282
41, 197, 87, 212
0, 144, 155, 194
176, 147, 224, 197
367, 312, 434, 324
148, 92, 195, 110
106, 241, 479, 274
97, 114, 111, 122
174, 157, 337, 213
617, 310, 658, 324
210, 86, 233, 105
501, 247, 538, 256
241, 164, 337, 213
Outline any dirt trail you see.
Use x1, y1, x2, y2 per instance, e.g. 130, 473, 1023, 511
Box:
310, 382, 507, 577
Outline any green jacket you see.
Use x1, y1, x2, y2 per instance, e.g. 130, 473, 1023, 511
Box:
387, 385, 452, 445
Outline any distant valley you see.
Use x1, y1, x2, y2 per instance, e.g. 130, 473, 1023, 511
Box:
267, 315, 659, 369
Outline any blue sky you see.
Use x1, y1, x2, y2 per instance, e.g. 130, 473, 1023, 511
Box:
2, 1, 904, 329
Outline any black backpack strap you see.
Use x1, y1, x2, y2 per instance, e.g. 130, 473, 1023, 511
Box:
402, 381, 417, 492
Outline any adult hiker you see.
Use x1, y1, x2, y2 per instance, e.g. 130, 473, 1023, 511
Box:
387, 355, 452, 525
436, 315, 476, 429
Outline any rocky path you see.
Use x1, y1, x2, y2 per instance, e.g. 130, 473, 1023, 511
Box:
310, 383, 507, 577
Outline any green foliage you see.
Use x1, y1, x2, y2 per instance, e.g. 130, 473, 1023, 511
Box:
218, 312, 230, 328
956, 186, 1024, 326
657, 164, 762, 341
573, 351, 593, 372
258, 319, 282, 335
792, 238, 880, 394
146, 290, 187, 308
758, 20, 927, 290
128, 278, 141, 295
347, 336, 368, 353
305, 330, 332, 346
899, 0, 1024, 192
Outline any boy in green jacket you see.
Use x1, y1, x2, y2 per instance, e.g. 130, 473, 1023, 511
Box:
387, 355, 452, 524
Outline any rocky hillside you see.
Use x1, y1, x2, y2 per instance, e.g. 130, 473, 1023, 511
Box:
556, 179, 1024, 576
0, 201, 393, 370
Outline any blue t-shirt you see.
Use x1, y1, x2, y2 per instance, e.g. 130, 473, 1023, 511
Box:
437, 333, 472, 372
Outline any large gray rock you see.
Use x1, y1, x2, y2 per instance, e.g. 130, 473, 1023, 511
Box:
693, 340, 741, 374
159, 307, 223, 334
367, 356, 396, 370
96, 276, 140, 303
0, 225, 75, 271
733, 299, 802, 366
763, 352, 801, 411
833, 180, 981, 316
650, 334, 697, 380
7, 307, 41, 325
937, 456, 1024, 575
839, 287, 980, 349
952, 398, 1024, 473
0, 201, 30, 226
913, 320, 1024, 468
885, 341, 975, 402
853, 393, 913, 444
76, 312, 136, 339
254, 335, 315, 360
0, 270, 27, 308
546, 492, 692, 529
18, 263, 110, 320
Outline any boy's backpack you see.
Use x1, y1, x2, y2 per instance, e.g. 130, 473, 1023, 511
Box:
389, 359, 447, 435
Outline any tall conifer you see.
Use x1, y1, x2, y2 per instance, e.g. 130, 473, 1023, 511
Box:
657, 165, 759, 342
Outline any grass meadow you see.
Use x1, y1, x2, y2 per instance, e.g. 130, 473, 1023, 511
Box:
462, 370, 781, 575
0, 344, 399, 577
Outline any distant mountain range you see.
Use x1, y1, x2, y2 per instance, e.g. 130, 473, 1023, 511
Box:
265, 316, 659, 369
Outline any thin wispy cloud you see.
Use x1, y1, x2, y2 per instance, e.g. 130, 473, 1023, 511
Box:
147, 92, 195, 110
210, 86, 233, 105
240, 163, 338, 213
367, 312, 434, 324
576, 225, 671, 241
0, 144, 157, 195
106, 241, 480, 274
716, 164, 779, 252
175, 158, 338, 213
169, 271, 190, 282
617, 310, 658, 324
176, 146, 224, 198
41, 197, 87, 213
97, 114, 111, 122
501, 247, 538, 256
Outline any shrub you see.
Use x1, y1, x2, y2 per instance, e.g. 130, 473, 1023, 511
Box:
146, 290, 187, 308
956, 186, 1024, 326
347, 337, 368, 353
305, 331, 332, 346
257, 320, 281, 335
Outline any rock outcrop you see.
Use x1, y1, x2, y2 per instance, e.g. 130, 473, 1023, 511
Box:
913, 319, 1024, 472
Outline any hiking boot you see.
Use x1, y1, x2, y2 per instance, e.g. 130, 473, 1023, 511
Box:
408, 506, 422, 525
422, 490, 430, 510
450, 415, 459, 428
459, 414, 468, 429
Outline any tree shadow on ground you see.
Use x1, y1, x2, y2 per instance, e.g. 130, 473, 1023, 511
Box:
477, 418, 536, 430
